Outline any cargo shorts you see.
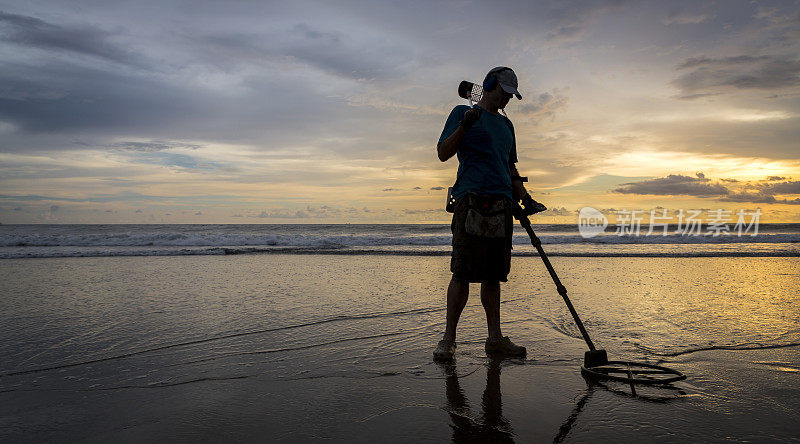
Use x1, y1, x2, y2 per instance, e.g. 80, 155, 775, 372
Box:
450, 192, 513, 283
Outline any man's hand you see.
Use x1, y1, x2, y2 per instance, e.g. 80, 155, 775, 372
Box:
460, 108, 482, 130
512, 179, 527, 201
521, 193, 548, 215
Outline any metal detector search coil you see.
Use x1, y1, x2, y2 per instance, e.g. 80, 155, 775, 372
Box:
513, 199, 686, 385
581, 361, 686, 385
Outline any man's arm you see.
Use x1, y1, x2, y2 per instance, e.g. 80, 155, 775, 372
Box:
437, 108, 481, 162
510, 162, 528, 201
437, 126, 466, 162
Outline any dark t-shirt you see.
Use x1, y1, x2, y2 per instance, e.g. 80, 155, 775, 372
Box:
438, 105, 517, 201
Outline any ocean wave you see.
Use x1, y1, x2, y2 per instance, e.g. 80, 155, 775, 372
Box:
1, 232, 797, 248
1, 245, 798, 259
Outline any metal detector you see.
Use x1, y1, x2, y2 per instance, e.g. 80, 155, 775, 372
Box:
455, 79, 685, 384
458, 80, 483, 106
458, 80, 510, 117
513, 201, 686, 385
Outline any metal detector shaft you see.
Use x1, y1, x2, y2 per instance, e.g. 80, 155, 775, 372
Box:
513, 204, 597, 351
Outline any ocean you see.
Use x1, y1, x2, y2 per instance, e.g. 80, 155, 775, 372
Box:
1, 223, 799, 259
1, 224, 798, 442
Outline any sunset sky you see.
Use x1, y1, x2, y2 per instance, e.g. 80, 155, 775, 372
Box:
1, 0, 798, 224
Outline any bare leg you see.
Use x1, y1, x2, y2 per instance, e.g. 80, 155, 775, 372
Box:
442, 276, 469, 342
481, 280, 503, 342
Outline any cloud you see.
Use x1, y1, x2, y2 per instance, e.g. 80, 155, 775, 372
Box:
545, 206, 572, 216
197, 22, 417, 81
402, 208, 439, 214
759, 180, 800, 194
613, 173, 800, 204
613, 173, 729, 196
542, 0, 632, 44
0, 61, 212, 134
766, 176, 786, 181
672, 55, 800, 98
250, 205, 347, 219
113, 141, 203, 152
518, 89, 569, 123
718, 190, 800, 204
116, 151, 223, 170
662, 10, 713, 25
430, 186, 445, 190
718, 192, 776, 203
194, 211, 202, 215
231, 214, 243, 217
251, 209, 310, 219
135, 209, 143, 213
0, 11, 146, 67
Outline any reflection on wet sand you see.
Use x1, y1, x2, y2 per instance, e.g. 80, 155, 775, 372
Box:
441, 358, 515, 443
441, 359, 688, 443
553, 377, 686, 443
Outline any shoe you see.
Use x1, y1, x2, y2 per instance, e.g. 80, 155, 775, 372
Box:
485, 336, 526, 357
433, 339, 456, 360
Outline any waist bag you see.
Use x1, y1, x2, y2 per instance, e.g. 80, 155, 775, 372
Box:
464, 193, 508, 239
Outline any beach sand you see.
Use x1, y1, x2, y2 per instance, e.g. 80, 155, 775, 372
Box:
1, 255, 798, 442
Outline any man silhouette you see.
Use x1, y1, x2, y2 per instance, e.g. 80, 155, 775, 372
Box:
434, 67, 529, 360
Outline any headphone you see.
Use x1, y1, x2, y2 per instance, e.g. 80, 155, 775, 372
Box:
483, 67, 512, 92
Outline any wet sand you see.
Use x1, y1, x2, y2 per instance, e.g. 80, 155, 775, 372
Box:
1, 255, 798, 442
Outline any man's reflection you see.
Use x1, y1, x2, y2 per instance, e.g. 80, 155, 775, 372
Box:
441, 358, 515, 443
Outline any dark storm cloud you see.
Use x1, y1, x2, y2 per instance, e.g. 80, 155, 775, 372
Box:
613, 173, 729, 196
430, 186, 445, 190
672, 55, 800, 98
0, 11, 145, 66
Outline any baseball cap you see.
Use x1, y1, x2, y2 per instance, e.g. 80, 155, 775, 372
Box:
487, 66, 522, 100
